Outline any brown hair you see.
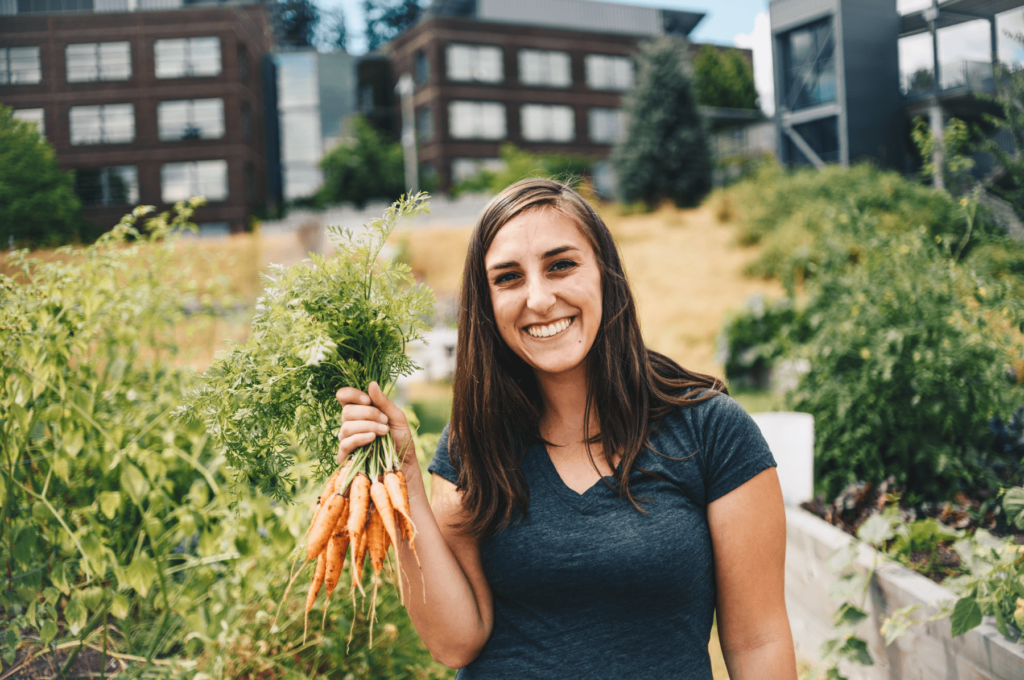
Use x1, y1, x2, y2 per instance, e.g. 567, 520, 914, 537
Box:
450, 178, 725, 538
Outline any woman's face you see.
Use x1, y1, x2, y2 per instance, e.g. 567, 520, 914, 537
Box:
484, 207, 603, 379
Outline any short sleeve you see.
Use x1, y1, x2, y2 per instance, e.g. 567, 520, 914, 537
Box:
427, 423, 459, 485
702, 394, 777, 503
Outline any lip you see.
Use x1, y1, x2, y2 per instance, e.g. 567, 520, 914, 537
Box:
523, 316, 576, 339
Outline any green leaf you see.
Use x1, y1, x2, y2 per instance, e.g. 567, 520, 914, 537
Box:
833, 603, 868, 629
1004, 487, 1024, 531
126, 554, 158, 598
98, 491, 121, 519
839, 636, 874, 666
857, 513, 898, 546
51, 561, 71, 596
79, 532, 107, 575
39, 619, 57, 646
64, 426, 84, 457
64, 593, 87, 635
120, 464, 150, 506
880, 604, 921, 646
950, 596, 982, 637
110, 593, 129, 620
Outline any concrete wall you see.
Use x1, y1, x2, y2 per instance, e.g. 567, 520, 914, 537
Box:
786, 508, 1024, 679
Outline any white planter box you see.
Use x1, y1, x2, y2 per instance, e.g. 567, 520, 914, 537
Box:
785, 508, 1024, 679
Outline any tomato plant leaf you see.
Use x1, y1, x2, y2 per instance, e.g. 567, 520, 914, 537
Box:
950, 596, 982, 637
39, 619, 57, 646
65, 593, 87, 635
98, 491, 121, 519
110, 593, 129, 620
126, 554, 158, 598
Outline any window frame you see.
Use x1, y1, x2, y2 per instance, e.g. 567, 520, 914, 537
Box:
160, 159, 229, 203
65, 41, 132, 84
445, 43, 504, 84
517, 49, 572, 88
780, 17, 837, 111
588, 107, 627, 145
154, 37, 223, 80
68, 103, 136, 146
0, 46, 42, 86
156, 98, 226, 142
74, 165, 139, 207
447, 100, 507, 141
520, 103, 576, 143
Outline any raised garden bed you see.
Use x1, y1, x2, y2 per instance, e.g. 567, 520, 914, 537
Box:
785, 507, 1024, 679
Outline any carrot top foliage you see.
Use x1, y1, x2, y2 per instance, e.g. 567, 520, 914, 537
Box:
179, 193, 435, 499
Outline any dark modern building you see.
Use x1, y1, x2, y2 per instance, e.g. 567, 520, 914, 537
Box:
0, 0, 273, 234
769, 0, 1024, 178
382, 0, 734, 192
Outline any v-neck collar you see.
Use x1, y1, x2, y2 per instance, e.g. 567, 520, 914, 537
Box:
530, 442, 619, 515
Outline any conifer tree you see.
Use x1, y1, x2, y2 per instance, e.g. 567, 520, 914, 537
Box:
612, 36, 712, 208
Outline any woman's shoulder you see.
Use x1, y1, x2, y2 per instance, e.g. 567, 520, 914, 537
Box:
427, 423, 459, 485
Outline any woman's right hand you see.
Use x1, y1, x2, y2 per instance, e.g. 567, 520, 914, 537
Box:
335, 381, 420, 483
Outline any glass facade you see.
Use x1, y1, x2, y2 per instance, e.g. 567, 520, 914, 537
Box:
157, 98, 224, 140
786, 116, 839, 165
781, 18, 836, 110
446, 44, 503, 83
416, 106, 433, 142
448, 101, 506, 140
154, 37, 221, 79
74, 166, 138, 206
521, 104, 575, 142
66, 42, 131, 82
12, 108, 44, 137
588, 108, 626, 144
1, 46, 41, 85
276, 52, 323, 200
518, 49, 571, 88
584, 54, 633, 91
161, 160, 228, 203
69, 103, 134, 145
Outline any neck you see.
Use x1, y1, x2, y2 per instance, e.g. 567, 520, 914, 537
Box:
536, 361, 596, 441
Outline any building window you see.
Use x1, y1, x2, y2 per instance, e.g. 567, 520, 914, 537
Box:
786, 116, 839, 165
521, 104, 575, 142
74, 166, 139, 207
585, 54, 633, 91
446, 44, 503, 83
15, 0, 92, 13
237, 42, 250, 81
194, 222, 230, 237
589, 108, 626, 144
414, 50, 430, 85
448, 101, 506, 140
518, 49, 571, 87
161, 160, 229, 203
781, 18, 836, 111
1, 47, 42, 85
69, 103, 135, 145
451, 157, 505, 183
154, 37, 222, 79
12, 108, 45, 137
66, 42, 131, 83
157, 99, 225, 141
416, 107, 433, 142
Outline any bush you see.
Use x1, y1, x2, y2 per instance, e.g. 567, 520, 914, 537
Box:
613, 35, 712, 208
692, 44, 758, 110
716, 295, 812, 389
0, 105, 83, 247
785, 217, 1024, 503
317, 116, 406, 208
450, 143, 595, 197
0, 202, 448, 677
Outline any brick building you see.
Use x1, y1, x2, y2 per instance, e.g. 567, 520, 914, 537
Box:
384, 0, 742, 192
0, 1, 273, 234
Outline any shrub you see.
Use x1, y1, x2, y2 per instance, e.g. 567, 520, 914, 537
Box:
317, 116, 406, 208
786, 216, 1024, 503
716, 295, 812, 389
450, 143, 595, 197
692, 44, 758, 110
0, 105, 83, 247
613, 36, 712, 208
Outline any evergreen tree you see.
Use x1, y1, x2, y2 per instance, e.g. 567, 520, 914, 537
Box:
277, 0, 320, 48
612, 36, 712, 208
318, 6, 348, 51
0, 107, 83, 246
364, 0, 421, 52
692, 44, 758, 110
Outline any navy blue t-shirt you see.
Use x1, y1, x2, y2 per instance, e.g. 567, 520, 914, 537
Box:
427, 392, 777, 679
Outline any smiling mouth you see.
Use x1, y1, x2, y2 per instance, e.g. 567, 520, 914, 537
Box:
525, 316, 575, 339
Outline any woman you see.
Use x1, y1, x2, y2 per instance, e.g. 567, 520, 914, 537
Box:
336, 179, 796, 678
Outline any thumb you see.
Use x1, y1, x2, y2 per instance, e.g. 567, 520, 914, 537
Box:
367, 382, 407, 426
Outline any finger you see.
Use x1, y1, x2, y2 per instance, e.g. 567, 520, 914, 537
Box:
367, 382, 407, 425
341, 404, 389, 424
338, 432, 377, 463
339, 420, 390, 441
336, 387, 371, 407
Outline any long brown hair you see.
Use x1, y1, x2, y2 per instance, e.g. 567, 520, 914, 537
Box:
450, 178, 725, 538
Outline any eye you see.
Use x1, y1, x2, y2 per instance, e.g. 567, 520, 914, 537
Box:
494, 271, 520, 285
550, 259, 578, 273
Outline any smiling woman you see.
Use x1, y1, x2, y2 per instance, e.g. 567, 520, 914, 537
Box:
334, 179, 797, 679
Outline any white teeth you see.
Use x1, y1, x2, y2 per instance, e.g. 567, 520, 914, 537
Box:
527, 318, 572, 338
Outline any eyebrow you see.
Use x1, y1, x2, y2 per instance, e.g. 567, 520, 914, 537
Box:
487, 245, 580, 272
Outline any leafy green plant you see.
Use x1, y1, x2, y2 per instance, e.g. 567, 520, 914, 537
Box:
450, 143, 595, 197
910, 116, 977, 195
692, 44, 758, 110
716, 294, 812, 389
180, 194, 435, 496
317, 116, 406, 209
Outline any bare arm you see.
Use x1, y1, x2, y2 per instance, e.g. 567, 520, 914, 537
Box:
707, 467, 796, 680
336, 383, 492, 668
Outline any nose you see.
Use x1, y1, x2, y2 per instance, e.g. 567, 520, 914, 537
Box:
525, 273, 556, 316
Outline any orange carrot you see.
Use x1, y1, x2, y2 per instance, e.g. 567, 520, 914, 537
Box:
369, 478, 401, 549
346, 472, 372, 592
324, 518, 349, 597
350, 510, 369, 593
366, 506, 387, 576
303, 552, 327, 641
305, 466, 344, 539
384, 471, 415, 543
307, 492, 346, 561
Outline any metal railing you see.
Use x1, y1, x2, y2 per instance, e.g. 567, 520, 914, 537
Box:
901, 59, 995, 97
